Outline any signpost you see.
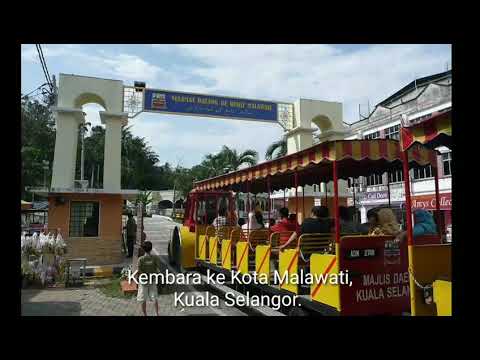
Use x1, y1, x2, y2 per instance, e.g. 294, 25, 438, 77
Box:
143, 89, 281, 123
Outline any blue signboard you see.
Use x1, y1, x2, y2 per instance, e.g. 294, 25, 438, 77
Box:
143, 89, 278, 122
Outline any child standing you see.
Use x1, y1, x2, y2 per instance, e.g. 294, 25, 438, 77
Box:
136, 241, 161, 316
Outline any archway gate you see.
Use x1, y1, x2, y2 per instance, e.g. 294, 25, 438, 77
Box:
51, 73, 346, 193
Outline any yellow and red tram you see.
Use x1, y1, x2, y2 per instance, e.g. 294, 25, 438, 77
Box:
168, 138, 439, 315
400, 109, 452, 316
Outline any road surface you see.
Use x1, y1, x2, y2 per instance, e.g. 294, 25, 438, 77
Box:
142, 216, 247, 316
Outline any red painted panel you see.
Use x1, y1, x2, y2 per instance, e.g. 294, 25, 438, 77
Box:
339, 236, 410, 315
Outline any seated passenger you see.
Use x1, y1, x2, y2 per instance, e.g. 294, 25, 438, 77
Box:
396, 209, 438, 243
358, 208, 379, 234
237, 218, 246, 227
413, 209, 438, 237
279, 206, 332, 250
368, 208, 401, 236
288, 213, 297, 225
270, 207, 296, 246
241, 211, 263, 233
211, 207, 228, 232
339, 206, 359, 233
255, 211, 265, 229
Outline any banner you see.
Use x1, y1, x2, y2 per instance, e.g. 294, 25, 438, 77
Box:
144, 89, 279, 122
411, 193, 451, 210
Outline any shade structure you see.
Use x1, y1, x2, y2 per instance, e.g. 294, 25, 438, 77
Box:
194, 139, 438, 194
400, 110, 452, 151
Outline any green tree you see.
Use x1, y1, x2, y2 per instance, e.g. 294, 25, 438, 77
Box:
21, 97, 56, 199
218, 145, 258, 172
265, 136, 287, 160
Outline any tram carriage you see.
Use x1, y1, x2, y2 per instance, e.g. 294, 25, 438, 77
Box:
400, 109, 452, 316
168, 138, 441, 316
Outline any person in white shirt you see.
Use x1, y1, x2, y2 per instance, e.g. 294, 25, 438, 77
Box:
211, 207, 228, 232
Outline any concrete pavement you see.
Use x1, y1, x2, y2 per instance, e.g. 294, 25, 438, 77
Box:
21, 216, 247, 316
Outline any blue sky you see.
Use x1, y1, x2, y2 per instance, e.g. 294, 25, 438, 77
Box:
21, 44, 451, 168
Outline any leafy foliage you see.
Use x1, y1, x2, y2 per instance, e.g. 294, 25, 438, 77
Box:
265, 137, 287, 160
21, 99, 259, 200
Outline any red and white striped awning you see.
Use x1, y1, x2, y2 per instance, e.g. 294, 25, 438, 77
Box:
194, 139, 437, 193
401, 110, 452, 151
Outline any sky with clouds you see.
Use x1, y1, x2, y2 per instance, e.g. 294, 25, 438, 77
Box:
21, 44, 451, 168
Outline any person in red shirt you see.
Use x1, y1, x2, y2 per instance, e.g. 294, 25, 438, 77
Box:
271, 207, 296, 246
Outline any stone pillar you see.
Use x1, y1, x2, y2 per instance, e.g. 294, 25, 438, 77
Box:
100, 112, 128, 192
286, 127, 315, 154
51, 107, 85, 189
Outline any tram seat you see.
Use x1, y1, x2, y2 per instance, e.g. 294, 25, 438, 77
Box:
229, 228, 244, 268
247, 229, 270, 268
200, 225, 216, 260
213, 226, 238, 265
270, 231, 295, 248
298, 233, 333, 264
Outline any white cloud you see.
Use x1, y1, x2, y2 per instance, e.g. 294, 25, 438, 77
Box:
167, 44, 451, 122
22, 44, 451, 169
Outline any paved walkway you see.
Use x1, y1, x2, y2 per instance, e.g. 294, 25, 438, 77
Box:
22, 217, 246, 316
22, 283, 246, 316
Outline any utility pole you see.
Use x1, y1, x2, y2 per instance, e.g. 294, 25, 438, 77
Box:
172, 182, 176, 219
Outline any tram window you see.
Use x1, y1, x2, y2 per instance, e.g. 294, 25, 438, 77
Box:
413, 165, 433, 180
205, 198, 217, 224
442, 152, 452, 176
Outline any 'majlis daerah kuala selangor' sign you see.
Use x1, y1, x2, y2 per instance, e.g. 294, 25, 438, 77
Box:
143, 89, 279, 123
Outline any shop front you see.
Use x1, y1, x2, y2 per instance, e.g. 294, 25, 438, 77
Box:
357, 190, 404, 224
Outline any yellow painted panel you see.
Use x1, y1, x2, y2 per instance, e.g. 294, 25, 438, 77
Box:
255, 245, 271, 284
279, 249, 298, 294
221, 240, 232, 270
409, 244, 451, 316
209, 237, 218, 265
198, 234, 208, 261
310, 253, 340, 310
433, 280, 452, 316
180, 226, 196, 269
236, 242, 249, 274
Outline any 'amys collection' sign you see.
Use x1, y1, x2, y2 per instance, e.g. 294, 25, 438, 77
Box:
143, 89, 279, 123
411, 193, 452, 210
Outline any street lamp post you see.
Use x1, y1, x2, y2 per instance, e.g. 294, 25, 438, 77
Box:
42, 160, 49, 190
80, 122, 91, 181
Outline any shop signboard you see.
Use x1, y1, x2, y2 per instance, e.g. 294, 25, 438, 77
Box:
411, 193, 451, 210
144, 89, 280, 123
358, 191, 389, 205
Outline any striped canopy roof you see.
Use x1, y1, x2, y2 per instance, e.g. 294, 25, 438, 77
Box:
194, 139, 437, 193
401, 110, 452, 151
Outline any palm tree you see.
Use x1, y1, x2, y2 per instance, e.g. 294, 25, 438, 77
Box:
201, 146, 258, 177
219, 146, 258, 172
265, 136, 287, 160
